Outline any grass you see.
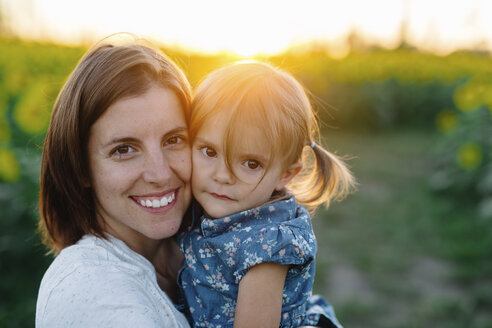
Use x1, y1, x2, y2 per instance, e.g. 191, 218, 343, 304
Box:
312, 129, 492, 328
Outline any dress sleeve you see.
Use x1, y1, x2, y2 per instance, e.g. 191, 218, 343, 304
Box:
209, 222, 316, 284
37, 265, 184, 328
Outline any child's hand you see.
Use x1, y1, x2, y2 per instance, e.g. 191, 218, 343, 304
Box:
152, 237, 184, 301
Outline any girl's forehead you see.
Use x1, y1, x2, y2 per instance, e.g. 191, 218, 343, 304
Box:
235, 126, 271, 151
199, 113, 273, 153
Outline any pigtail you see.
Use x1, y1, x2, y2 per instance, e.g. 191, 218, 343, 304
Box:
294, 141, 356, 209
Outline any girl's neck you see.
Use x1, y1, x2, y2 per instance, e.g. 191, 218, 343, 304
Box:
264, 188, 292, 206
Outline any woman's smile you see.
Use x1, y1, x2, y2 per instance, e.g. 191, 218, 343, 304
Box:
132, 189, 178, 210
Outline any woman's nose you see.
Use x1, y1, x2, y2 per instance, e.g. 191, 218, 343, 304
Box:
142, 151, 171, 184
213, 160, 234, 185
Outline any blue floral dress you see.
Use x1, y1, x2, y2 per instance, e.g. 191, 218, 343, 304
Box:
177, 196, 342, 328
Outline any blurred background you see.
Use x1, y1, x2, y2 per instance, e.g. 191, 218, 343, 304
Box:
1, 0, 491, 327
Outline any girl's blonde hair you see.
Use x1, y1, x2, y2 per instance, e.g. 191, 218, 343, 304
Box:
191, 61, 355, 209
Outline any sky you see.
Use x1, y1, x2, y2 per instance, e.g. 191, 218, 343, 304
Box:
2, 0, 492, 56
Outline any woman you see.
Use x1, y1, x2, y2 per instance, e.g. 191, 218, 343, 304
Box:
36, 38, 192, 327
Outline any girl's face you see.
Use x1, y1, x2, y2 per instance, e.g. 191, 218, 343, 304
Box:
87, 85, 191, 256
192, 115, 289, 219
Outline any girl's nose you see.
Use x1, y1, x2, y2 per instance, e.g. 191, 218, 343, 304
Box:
213, 160, 234, 185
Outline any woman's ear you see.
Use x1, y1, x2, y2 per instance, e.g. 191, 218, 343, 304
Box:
275, 162, 302, 191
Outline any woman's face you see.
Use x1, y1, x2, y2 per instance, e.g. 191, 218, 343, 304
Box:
87, 85, 191, 255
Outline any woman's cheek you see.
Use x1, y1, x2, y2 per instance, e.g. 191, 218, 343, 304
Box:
169, 148, 192, 183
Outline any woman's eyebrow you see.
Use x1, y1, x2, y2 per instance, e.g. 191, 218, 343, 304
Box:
162, 126, 188, 138
102, 137, 137, 148
102, 127, 188, 148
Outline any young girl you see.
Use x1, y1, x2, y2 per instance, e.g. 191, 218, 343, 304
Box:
177, 61, 355, 328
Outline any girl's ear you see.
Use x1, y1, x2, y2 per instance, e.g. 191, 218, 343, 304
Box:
275, 162, 302, 191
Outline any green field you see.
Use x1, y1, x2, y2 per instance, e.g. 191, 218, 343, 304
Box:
1, 38, 491, 327
313, 130, 492, 328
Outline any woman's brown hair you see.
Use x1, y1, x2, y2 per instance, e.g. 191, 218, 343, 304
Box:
39, 37, 191, 253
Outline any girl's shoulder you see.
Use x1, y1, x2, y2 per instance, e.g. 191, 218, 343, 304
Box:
195, 198, 316, 283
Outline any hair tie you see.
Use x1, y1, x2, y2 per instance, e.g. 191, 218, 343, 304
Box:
310, 141, 316, 148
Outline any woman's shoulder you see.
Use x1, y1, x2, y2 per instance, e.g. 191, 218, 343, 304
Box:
36, 235, 188, 327
38, 236, 142, 303
39, 235, 160, 294
42, 235, 151, 279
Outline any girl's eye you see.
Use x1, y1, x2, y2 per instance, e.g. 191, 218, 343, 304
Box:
243, 160, 261, 170
201, 147, 217, 158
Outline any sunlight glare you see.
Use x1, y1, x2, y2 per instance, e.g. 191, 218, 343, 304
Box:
3, 0, 492, 56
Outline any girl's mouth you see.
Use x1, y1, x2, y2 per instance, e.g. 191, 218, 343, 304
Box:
210, 192, 234, 201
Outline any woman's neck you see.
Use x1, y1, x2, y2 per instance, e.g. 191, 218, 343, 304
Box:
101, 219, 162, 261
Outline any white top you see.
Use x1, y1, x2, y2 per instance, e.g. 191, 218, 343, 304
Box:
36, 234, 190, 328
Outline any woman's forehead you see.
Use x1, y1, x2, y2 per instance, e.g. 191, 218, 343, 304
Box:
91, 86, 185, 142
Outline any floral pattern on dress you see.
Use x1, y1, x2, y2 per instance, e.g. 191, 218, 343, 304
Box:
177, 196, 342, 328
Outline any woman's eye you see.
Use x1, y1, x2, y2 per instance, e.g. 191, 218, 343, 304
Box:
243, 160, 261, 170
112, 145, 135, 157
167, 136, 183, 145
201, 147, 217, 158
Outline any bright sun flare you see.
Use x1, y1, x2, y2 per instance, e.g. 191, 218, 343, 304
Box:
5, 0, 492, 56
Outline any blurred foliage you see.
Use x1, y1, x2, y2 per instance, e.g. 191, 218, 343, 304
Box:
0, 37, 491, 326
0, 38, 84, 327
430, 107, 492, 218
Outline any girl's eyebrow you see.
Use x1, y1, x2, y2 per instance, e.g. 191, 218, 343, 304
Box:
239, 152, 268, 164
194, 136, 217, 147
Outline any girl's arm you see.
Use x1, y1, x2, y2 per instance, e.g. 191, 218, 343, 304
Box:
234, 263, 289, 328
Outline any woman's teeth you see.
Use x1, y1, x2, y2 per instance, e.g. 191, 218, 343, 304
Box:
139, 193, 175, 208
